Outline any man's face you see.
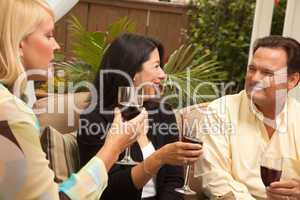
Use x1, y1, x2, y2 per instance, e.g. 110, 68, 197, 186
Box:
245, 47, 289, 109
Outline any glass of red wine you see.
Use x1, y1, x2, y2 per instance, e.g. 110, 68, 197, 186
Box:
260, 155, 283, 187
175, 118, 203, 195
116, 86, 143, 165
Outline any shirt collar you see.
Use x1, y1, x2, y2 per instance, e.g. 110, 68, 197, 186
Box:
247, 93, 288, 134
0, 82, 7, 90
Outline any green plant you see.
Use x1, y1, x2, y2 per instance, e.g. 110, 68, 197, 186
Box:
163, 44, 228, 107
51, 16, 228, 107
56, 16, 135, 86
187, 0, 256, 92
70, 16, 135, 70
187, 0, 288, 93
271, 0, 286, 35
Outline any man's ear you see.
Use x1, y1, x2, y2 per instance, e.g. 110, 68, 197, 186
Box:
288, 72, 300, 90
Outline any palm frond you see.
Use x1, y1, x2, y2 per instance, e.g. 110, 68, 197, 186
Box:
69, 15, 106, 69
58, 16, 136, 85
163, 45, 228, 107
106, 17, 136, 41
48, 18, 228, 108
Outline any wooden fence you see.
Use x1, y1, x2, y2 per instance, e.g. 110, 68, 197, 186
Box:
54, 0, 192, 58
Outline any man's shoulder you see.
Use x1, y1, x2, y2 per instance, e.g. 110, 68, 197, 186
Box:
288, 96, 300, 117
208, 90, 246, 113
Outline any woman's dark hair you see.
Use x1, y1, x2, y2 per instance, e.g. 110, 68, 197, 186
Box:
94, 33, 164, 108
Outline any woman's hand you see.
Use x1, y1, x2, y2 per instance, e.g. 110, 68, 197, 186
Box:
155, 141, 203, 166
97, 107, 148, 170
130, 140, 202, 189
104, 107, 148, 154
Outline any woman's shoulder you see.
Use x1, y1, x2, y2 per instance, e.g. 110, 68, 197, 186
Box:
79, 106, 114, 129
145, 101, 179, 141
144, 101, 173, 113
0, 85, 42, 157
77, 106, 113, 150
0, 85, 38, 129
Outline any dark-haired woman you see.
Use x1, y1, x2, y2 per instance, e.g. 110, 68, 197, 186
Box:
77, 33, 202, 200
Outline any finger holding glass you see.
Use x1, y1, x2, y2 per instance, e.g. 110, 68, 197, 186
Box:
103, 107, 148, 154
98, 107, 148, 170
267, 180, 300, 200
265, 157, 300, 200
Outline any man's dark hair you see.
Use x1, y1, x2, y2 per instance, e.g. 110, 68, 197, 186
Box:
253, 35, 300, 75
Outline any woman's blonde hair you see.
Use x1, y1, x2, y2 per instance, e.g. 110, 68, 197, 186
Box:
0, 0, 54, 89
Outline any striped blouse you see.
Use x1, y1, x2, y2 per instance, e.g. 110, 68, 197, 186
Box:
0, 83, 108, 200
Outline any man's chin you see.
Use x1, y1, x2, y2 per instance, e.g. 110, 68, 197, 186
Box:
246, 89, 266, 103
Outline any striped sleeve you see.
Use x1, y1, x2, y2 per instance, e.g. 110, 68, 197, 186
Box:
0, 84, 109, 200
59, 156, 108, 200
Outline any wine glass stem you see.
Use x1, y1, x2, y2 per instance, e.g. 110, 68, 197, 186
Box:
183, 165, 191, 187
125, 146, 132, 159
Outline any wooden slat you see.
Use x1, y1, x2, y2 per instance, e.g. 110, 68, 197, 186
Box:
128, 8, 148, 34
148, 11, 185, 57
81, 0, 191, 14
54, 0, 192, 58
88, 4, 129, 32
55, 16, 68, 54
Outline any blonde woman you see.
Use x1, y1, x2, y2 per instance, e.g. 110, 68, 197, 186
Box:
0, 0, 148, 200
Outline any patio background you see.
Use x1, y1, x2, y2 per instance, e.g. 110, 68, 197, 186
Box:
54, 0, 191, 58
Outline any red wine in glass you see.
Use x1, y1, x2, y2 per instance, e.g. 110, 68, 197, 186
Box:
119, 103, 141, 121
175, 134, 202, 195
260, 166, 282, 187
183, 136, 203, 145
116, 86, 143, 165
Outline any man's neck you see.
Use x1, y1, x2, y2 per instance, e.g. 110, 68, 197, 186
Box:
264, 124, 275, 139
255, 99, 286, 119
255, 104, 276, 120
256, 105, 276, 138
255, 102, 286, 139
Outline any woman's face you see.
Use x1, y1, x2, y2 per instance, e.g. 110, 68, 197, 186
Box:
133, 48, 166, 95
20, 12, 59, 79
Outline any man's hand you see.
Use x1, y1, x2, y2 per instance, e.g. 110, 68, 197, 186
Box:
267, 180, 300, 200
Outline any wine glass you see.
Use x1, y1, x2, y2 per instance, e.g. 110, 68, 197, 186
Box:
260, 154, 283, 187
175, 117, 202, 195
116, 86, 143, 165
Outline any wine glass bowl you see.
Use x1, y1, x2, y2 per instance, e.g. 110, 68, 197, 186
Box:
260, 156, 283, 187
116, 86, 143, 165
119, 102, 142, 121
182, 135, 203, 145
